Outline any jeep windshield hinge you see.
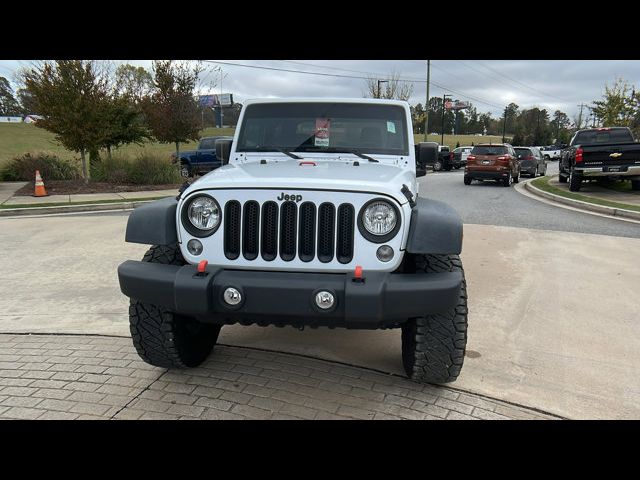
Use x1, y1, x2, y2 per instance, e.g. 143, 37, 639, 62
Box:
401, 184, 416, 208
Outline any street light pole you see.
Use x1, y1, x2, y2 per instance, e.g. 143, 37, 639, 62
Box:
423, 60, 430, 142
441, 94, 451, 146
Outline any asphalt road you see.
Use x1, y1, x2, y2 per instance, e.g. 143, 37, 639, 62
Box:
419, 161, 640, 238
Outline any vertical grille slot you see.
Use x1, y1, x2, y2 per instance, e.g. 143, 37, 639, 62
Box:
298, 202, 316, 262
336, 204, 355, 264
317, 202, 335, 263
279, 202, 297, 261
242, 201, 259, 260
223, 200, 241, 260
261, 201, 278, 261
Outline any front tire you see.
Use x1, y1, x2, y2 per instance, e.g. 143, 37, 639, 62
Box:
433, 160, 442, 172
401, 254, 468, 384
129, 244, 221, 369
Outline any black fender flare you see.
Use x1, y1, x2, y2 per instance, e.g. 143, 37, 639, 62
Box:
125, 197, 178, 245
405, 197, 463, 255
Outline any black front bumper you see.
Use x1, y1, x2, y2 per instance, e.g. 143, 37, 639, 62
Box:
117, 261, 463, 329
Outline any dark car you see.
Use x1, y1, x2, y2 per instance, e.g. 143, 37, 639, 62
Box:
464, 143, 521, 187
514, 146, 547, 177
171, 136, 234, 178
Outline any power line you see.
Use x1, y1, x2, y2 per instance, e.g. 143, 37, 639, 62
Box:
475, 61, 573, 103
204, 60, 504, 111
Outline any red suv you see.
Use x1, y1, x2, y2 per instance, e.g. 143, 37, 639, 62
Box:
464, 143, 521, 187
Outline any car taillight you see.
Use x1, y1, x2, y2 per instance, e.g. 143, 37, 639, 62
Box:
450, 153, 454, 160
575, 147, 583, 163
526, 155, 534, 160
467, 155, 476, 161
496, 156, 508, 161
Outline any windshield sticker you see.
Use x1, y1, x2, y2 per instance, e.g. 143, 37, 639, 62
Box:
387, 121, 396, 134
315, 118, 330, 147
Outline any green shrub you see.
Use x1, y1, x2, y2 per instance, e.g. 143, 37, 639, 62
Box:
92, 153, 181, 185
1, 151, 80, 181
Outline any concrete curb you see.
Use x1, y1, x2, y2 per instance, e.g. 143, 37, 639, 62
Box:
525, 179, 640, 221
0, 199, 163, 217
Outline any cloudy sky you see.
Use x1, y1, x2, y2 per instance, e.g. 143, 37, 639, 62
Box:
1, 60, 639, 119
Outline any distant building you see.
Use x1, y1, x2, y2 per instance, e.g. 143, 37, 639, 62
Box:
0, 116, 23, 123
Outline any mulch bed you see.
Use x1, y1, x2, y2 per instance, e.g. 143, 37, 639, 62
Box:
15, 179, 184, 196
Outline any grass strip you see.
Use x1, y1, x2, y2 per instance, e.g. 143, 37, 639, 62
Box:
530, 176, 640, 213
0, 196, 170, 209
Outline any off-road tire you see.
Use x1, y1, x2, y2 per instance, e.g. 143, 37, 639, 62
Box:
631, 180, 640, 191
463, 176, 472, 185
569, 169, 582, 192
401, 254, 468, 384
433, 161, 442, 171
129, 244, 221, 369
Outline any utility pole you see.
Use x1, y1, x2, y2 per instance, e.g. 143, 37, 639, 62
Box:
441, 94, 451, 146
377, 79, 389, 99
577, 103, 586, 129
502, 105, 508, 143
423, 60, 430, 142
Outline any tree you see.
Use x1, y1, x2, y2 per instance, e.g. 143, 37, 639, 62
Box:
591, 77, 637, 129
98, 94, 150, 160
0, 77, 21, 116
17, 88, 38, 115
364, 72, 413, 101
142, 60, 203, 163
21, 61, 110, 183
115, 64, 153, 104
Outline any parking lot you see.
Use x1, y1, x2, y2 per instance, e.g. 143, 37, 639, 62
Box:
1, 167, 638, 419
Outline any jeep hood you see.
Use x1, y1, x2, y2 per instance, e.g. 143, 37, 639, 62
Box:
185, 158, 416, 205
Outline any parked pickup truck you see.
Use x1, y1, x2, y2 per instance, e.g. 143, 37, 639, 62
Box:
540, 145, 562, 160
171, 136, 233, 178
559, 127, 640, 191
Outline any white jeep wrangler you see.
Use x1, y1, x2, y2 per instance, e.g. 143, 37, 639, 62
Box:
118, 98, 468, 384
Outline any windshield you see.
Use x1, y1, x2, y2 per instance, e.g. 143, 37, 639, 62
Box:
236, 102, 409, 156
515, 148, 532, 157
471, 146, 507, 155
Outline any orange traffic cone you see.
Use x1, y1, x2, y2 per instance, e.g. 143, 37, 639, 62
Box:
33, 170, 48, 197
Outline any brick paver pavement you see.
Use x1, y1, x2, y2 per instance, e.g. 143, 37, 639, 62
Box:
0, 334, 561, 420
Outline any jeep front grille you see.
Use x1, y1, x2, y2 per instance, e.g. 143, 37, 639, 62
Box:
223, 200, 355, 264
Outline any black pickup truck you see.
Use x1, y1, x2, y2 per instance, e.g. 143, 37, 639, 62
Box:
559, 127, 640, 192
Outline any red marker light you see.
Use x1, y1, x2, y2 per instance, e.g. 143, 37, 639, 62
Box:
197, 260, 208, 273
299, 161, 317, 166
354, 265, 363, 279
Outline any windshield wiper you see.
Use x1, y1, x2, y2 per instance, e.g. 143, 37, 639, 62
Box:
252, 146, 302, 160
320, 148, 379, 163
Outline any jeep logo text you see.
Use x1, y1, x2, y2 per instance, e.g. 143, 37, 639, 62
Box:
277, 193, 303, 202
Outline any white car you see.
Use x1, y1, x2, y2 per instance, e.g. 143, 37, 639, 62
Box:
118, 98, 469, 384
540, 145, 561, 160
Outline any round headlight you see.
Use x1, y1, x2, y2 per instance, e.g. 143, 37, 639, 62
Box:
182, 195, 221, 237
362, 201, 397, 236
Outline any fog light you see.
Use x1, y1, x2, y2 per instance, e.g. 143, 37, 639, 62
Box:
187, 239, 203, 255
376, 245, 394, 262
315, 291, 335, 310
223, 287, 242, 306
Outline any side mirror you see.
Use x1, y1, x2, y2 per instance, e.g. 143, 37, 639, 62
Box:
215, 139, 233, 165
